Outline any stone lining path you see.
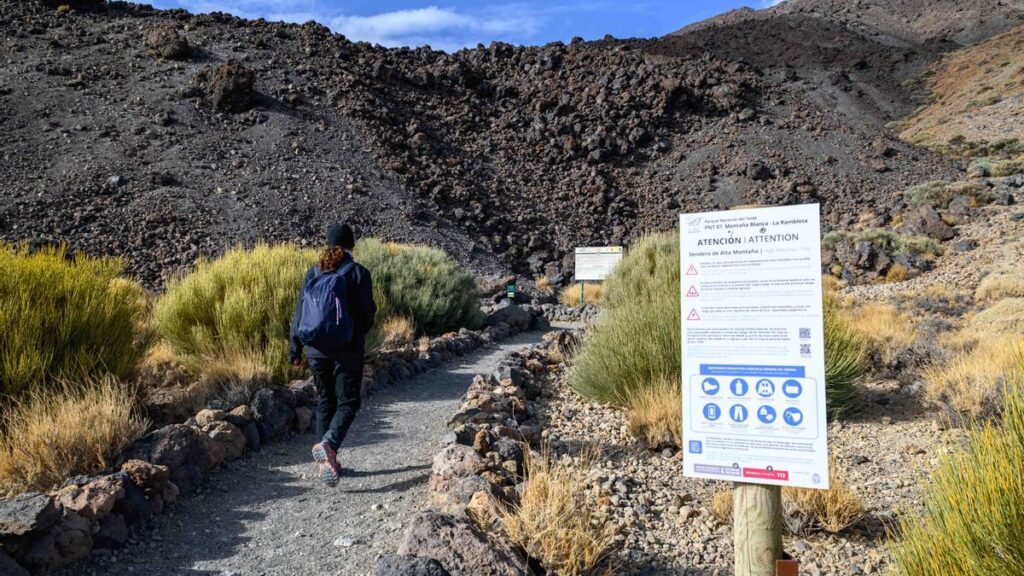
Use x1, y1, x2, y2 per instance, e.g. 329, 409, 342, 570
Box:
69, 331, 547, 576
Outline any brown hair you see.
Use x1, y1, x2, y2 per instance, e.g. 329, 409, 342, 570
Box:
319, 245, 346, 272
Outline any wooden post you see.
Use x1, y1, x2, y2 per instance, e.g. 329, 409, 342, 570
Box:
733, 483, 784, 576
579, 281, 585, 305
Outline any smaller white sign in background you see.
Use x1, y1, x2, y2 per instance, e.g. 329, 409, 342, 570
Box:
574, 247, 624, 281
680, 204, 829, 490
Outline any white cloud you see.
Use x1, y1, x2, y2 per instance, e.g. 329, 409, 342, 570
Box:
330, 6, 539, 51
761, 0, 786, 7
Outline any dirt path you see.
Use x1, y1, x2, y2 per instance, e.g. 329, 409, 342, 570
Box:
70, 332, 547, 576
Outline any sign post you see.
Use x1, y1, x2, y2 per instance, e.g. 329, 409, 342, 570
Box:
679, 204, 828, 576
574, 247, 624, 304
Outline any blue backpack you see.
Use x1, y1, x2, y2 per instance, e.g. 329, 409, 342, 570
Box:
297, 262, 357, 354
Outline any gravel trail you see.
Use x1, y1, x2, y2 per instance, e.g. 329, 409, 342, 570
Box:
73, 331, 547, 576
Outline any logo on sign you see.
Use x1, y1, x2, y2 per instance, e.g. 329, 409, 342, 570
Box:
686, 285, 700, 298
689, 440, 703, 454
686, 264, 699, 276
730, 378, 748, 396
701, 378, 720, 395
687, 309, 701, 321
757, 405, 777, 424
755, 379, 774, 397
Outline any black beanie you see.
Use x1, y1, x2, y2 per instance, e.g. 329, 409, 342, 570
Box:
327, 223, 355, 249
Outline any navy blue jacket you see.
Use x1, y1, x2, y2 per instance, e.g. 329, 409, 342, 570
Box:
289, 254, 377, 370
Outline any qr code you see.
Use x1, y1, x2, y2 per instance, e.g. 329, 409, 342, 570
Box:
799, 328, 811, 339
800, 344, 811, 356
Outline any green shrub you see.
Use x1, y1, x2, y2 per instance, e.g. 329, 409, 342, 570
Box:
890, 388, 1024, 575
354, 239, 482, 336
152, 244, 315, 383
823, 296, 866, 419
0, 245, 145, 402
968, 156, 1024, 178
928, 137, 1024, 160
569, 232, 681, 403
822, 229, 942, 258
903, 180, 992, 208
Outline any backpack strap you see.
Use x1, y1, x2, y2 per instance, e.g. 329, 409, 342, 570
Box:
335, 261, 357, 278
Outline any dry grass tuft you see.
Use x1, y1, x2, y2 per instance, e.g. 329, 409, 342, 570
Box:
378, 316, 416, 349
969, 298, 1024, 336
711, 489, 734, 524
502, 448, 616, 576
885, 264, 911, 283
0, 378, 148, 495
845, 302, 919, 367
624, 376, 682, 449
925, 333, 1024, 418
976, 271, 1024, 303
534, 276, 554, 295
559, 282, 605, 306
784, 460, 865, 533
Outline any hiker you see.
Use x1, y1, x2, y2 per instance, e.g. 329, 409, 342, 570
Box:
289, 223, 377, 487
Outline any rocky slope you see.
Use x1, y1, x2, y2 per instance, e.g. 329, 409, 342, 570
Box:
0, 1, 1014, 285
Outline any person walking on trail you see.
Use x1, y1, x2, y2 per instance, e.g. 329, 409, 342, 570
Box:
290, 223, 377, 487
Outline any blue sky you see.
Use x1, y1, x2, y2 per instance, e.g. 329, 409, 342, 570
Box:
150, 1, 785, 52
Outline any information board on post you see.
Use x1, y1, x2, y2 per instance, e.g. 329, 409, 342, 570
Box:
574, 247, 624, 281
680, 204, 829, 490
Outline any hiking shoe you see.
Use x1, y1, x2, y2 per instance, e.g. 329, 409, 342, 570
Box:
312, 442, 340, 487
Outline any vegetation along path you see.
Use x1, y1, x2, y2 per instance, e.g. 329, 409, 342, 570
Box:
68, 331, 549, 576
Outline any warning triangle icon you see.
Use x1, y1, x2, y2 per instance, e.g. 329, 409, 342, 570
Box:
686, 285, 699, 298
686, 264, 698, 276
687, 308, 701, 321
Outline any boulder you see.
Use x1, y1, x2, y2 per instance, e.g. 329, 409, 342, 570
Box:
193, 60, 256, 113
902, 204, 956, 241
53, 474, 125, 520
121, 459, 170, 500
195, 408, 226, 428
111, 472, 152, 527
429, 474, 502, 513
432, 444, 486, 479
93, 514, 129, 549
398, 511, 528, 576
377, 554, 451, 576
19, 511, 92, 571
289, 379, 318, 406
251, 387, 297, 442
242, 422, 261, 452
466, 490, 504, 531
123, 424, 205, 472
203, 421, 247, 463
483, 304, 532, 332
294, 406, 313, 433
0, 492, 59, 537
0, 550, 28, 576
145, 25, 190, 60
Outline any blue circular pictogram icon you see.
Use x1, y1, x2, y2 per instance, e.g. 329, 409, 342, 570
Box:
730, 378, 749, 396
755, 379, 775, 397
703, 403, 721, 421
782, 379, 803, 398
729, 404, 749, 423
757, 405, 777, 424
701, 378, 720, 395
783, 407, 804, 426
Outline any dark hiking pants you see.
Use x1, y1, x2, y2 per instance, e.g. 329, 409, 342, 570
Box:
308, 358, 363, 451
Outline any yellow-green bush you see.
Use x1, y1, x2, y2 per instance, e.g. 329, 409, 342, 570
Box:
890, 388, 1024, 575
823, 295, 867, 419
152, 244, 315, 384
569, 232, 680, 403
153, 241, 481, 383
355, 239, 482, 335
0, 245, 145, 401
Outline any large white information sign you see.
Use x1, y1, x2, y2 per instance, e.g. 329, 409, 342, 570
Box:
680, 204, 829, 490
574, 247, 624, 281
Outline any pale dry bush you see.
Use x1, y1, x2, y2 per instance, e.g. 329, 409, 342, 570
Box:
845, 302, 919, 367
502, 448, 616, 576
559, 283, 605, 306
976, 271, 1024, 303
534, 276, 553, 295
711, 489, 734, 524
969, 298, 1024, 336
624, 376, 682, 449
784, 460, 865, 533
378, 316, 416, 349
925, 333, 1024, 418
0, 378, 148, 495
